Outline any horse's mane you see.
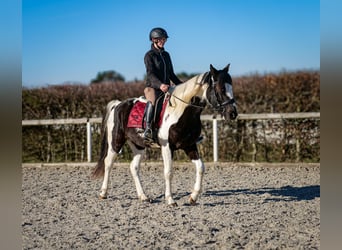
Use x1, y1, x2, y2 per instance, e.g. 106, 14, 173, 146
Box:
171, 72, 210, 103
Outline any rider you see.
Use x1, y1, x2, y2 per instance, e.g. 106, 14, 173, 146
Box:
143, 27, 182, 142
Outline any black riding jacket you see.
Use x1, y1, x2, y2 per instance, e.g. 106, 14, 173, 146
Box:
144, 44, 182, 89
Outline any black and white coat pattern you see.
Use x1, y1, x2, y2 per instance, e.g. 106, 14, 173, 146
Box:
92, 64, 237, 206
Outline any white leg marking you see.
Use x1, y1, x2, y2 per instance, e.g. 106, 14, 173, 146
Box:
190, 159, 205, 203
99, 110, 117, 198
100, 149, 117, 198
162, 144, 176, 205
127, 141, 148, 201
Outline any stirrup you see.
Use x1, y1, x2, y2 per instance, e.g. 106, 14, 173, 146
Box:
196, 135, 204, 144
143, 128, 154, 142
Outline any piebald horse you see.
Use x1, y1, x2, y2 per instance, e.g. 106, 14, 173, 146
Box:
92, 64, 237, 206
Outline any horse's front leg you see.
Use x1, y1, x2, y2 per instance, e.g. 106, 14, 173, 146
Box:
189, 158, 205, 205
184, 146, 205, 205
161, 144, 177, 206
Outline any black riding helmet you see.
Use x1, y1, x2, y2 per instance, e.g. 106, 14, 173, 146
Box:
149, 27, 169, 41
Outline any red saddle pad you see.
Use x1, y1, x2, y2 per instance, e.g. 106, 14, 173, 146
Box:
127, 96, 169, 128
127, 101, 146, 128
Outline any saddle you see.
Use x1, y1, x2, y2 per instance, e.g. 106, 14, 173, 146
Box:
127, 95, 169, 129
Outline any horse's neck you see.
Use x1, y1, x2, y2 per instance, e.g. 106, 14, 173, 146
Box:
160, 73, 208, 136
172, 73, 208, 103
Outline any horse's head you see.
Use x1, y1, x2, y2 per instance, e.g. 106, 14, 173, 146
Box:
205, 64, 238, 121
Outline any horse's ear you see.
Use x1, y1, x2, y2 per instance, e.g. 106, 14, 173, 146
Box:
223, 63, 230, 73
210, 64, 218, 75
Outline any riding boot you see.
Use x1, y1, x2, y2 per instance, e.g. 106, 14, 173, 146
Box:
144, 101, 154, 142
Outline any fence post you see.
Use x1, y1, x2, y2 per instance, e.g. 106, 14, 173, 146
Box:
295, 119, 301, 162
86, 119, 92, 162
213, 118, 218, 162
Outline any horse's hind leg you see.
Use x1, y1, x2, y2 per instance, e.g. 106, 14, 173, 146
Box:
99, 149, 118, 199
127, 141, 151, 202
98, 105, 122, 199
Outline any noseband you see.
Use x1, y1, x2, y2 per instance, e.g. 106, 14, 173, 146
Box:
215, 98, 236, 109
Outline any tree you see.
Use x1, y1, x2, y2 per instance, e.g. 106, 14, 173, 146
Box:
91, 70, 125, 84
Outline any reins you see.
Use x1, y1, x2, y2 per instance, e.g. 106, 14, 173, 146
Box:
166, 70, 236, 111
165, 72, 209, 109
167, 93, 205, 109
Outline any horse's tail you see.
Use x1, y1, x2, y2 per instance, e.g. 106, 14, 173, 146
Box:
92, 100, 121, 179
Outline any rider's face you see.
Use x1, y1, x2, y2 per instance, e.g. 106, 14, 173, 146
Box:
153, 37, 167, 48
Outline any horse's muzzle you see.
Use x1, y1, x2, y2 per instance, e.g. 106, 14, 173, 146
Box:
223, 104, 238, 121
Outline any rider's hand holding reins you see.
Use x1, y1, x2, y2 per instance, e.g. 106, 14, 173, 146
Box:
160, 84, 169, 93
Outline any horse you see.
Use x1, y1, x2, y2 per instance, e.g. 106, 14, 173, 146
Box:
92, 64, 238, 206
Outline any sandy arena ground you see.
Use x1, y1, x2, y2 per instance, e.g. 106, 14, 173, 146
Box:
22, 162, 320, 249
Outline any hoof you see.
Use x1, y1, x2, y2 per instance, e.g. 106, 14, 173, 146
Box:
189, 196, 197, 206
99, 194, 107, 200
169, 202, 178, 207
142, 198, 154, 203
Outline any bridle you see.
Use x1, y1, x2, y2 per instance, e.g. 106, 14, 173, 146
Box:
167, 71, 236, 112
167, 92, 205, 109
211, 98, 236, 113
204, 72, 236, 112
210, 86, 236, 112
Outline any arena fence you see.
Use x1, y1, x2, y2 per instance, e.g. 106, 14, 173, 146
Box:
22, 113, 320, 163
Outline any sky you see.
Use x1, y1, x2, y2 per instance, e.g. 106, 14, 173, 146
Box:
22, 0, 320, 87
